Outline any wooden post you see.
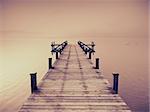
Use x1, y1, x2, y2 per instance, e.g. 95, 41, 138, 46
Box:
91, 42, 95, 51
89, 52, 92, 59
30, 72, 37, 93
85, 48, 88, 55
48, 58, 52, 69
51, 42, 55, 51
56, 52, 59, 59
112, 73, 119, 94
85, 51, 87, 55
95, 58, 99, 69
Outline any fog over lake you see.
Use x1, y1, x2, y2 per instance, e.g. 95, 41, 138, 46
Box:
0, 0, 149, 112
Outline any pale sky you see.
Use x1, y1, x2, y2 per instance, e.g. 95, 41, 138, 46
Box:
0, 0, 148, 39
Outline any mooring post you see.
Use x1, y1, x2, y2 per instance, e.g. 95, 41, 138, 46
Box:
56, 52, 59, 59
89, 52, 92, 59
30, 72, 38, 93
95, 58, 99, 69
112, 73, 119, 94
48, 58, 53, 69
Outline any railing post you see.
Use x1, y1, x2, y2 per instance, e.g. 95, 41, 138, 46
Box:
91, 42, 95, 51
30, 72, 37, 93
56, 52, 59, 59
112, 73, 119, 94
85, 48, 88, 55
95, 58, 99, 69
48, 58, 52, 69
89, 52, 92, 59
51, 42, 55, 51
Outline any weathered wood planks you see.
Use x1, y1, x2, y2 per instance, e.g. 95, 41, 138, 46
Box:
19, 45, 132, 112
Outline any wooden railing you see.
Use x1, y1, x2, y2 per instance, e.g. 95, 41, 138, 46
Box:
78, 41, 95, 59
51, 41, 68, 59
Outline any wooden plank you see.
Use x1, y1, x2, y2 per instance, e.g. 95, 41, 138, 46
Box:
19, 110, 131, 112
20, 105, 130, 110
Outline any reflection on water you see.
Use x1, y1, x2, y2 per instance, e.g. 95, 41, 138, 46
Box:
0, 37, 149, 112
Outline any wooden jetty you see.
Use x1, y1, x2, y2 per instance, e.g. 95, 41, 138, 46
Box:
19, 42, 132, 112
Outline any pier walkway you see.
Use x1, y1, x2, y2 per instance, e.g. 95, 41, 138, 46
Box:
19, 44, 131, 112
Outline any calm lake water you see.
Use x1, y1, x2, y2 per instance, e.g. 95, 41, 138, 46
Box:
0, 36, 148, 112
